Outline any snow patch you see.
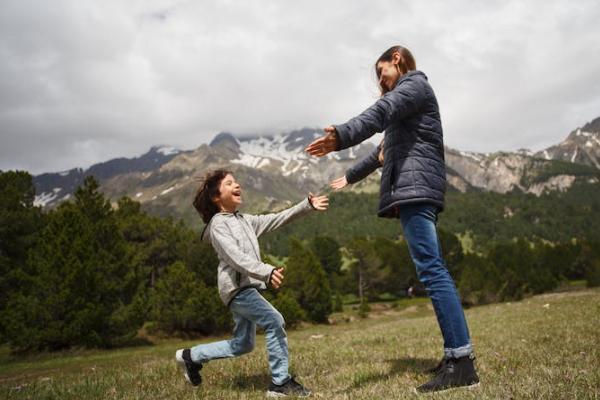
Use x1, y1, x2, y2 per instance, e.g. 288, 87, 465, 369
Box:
156, 146, 179, 156
34, 192, 58, 207
135, 192, 143, 198
237, 134, 308, 163
571, 149, 578, 163
160, 186, 175, 195
459, 151, 482, 162
231, 154, 269, 169
578, 130, 596, 138
257, 158, 271, 169
59, 170, 71, 177
348, 147, 356, 159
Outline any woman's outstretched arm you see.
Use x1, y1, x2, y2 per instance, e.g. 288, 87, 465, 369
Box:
306, 74, 426, 156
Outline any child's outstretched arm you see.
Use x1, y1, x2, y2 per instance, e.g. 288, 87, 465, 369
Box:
245, 195, 328, 237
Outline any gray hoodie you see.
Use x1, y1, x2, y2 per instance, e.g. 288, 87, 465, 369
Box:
202, 198, 314, 305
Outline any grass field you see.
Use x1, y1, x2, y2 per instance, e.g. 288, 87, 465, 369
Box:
1, 289, 599, 399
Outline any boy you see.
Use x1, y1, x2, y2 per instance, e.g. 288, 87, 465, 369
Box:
176, 169, 328, 397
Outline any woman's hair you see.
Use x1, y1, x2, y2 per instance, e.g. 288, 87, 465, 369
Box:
375, 45, 417, 95
193, 169, 232, 223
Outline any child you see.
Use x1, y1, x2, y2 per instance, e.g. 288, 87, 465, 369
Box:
175, 169, 328, 397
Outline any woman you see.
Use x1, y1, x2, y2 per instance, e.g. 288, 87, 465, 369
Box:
305, 45, 479, 393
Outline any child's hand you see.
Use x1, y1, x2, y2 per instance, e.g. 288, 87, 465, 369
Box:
270, 268, 285, 289
308, 193, 329, 211
330, 176, 348, 191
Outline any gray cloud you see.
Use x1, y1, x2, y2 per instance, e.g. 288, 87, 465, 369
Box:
1, 0, 599, 174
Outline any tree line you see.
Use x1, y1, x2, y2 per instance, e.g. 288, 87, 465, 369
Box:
0, 172, 332, 352
1, 170, 599, 353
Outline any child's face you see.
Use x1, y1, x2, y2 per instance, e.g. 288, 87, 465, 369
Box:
214, 174, 242, 212
377, 59, 401, 93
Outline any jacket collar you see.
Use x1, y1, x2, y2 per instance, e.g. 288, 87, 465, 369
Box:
395, 70, 427, 88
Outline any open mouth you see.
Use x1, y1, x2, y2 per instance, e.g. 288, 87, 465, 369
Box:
232, 190, 242, 200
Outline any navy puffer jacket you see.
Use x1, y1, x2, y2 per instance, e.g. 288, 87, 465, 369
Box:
334, 70, 446, 218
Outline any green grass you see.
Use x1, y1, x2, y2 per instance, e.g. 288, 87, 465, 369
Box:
1, 289, 599, 399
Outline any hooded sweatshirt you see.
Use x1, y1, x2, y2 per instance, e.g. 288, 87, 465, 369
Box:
202, 198, 314, 305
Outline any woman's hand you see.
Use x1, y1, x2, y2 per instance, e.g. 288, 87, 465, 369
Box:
270, 268, 285, 289
330, 176, 348, 191
305, 126, 338, 157
308, 193, 329, 211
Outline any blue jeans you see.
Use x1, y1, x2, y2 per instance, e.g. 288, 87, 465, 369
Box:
399, 204, 473, 358
190, 288, 290, 385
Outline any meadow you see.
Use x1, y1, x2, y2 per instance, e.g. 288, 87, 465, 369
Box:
1, 289, 598, 399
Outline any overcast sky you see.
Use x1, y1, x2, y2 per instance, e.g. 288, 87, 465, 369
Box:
1, 0, 599, 174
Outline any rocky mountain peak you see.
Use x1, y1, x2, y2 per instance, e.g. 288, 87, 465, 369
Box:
209, 132, 240, 149
581, 116, 600, 133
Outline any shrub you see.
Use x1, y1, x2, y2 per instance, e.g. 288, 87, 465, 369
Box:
271, 291, 306, 328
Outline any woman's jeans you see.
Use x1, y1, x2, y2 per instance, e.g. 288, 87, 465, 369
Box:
399, 204, 473, 358
190, 288, 290, 385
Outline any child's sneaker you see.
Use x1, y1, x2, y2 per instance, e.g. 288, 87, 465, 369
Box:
415, 354, 479, 393
175, 348, 202, 386
266, 376, 311, 397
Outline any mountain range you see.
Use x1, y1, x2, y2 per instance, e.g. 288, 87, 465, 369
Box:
32, 117, 600, 225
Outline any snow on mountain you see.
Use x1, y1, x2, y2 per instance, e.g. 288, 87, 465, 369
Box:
534, 117, 600, 169
155, 146, 181, 156
29, 118, 600, 214
34, 188, 62, 207
230, 128, 364, 179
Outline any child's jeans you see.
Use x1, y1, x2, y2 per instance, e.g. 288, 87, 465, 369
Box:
399, 204, 473, 358
190, 288, 290, 385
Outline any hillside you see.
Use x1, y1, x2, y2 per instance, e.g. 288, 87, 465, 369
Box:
30, 116, 600, 229
1, 289, 598, 399
259, 179, 600, 256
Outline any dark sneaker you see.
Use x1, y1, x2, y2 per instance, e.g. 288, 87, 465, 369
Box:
415, 354, 479, 393
426, 356, 448, 375
266, 376, 311, 397
175, 348, 202, 386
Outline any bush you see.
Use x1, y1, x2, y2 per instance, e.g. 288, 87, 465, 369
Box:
333, 292, 344, 312
149, 261, 230, 335
585, 259, 600, 287
285, 238, 332, 323
271, 291, 306, 328
458, 253, 501, 305
358, 300, 370, 318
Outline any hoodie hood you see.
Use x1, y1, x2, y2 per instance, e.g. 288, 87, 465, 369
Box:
201, 211, 237, 243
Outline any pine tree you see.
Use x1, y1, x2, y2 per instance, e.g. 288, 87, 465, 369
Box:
3, 176, 139, 351
346, 238, 382, 302
285, 238, 332, 323
149, 261, 229, 334
0, 171, 44, 341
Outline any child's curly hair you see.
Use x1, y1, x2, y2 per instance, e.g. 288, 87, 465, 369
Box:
193, 169, 232, 223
